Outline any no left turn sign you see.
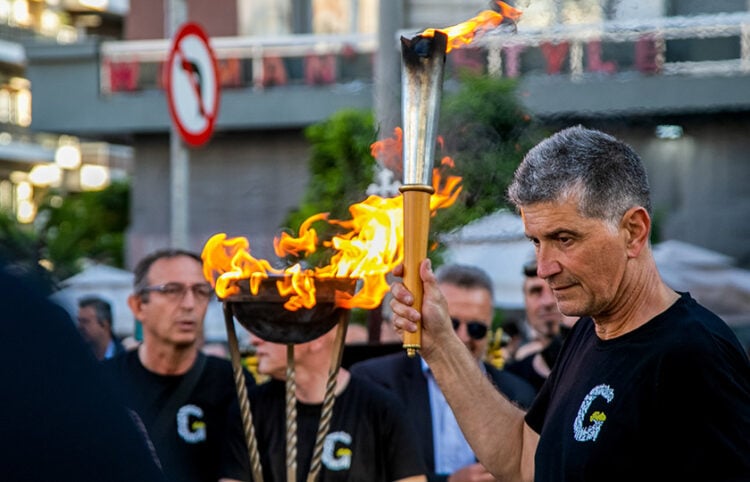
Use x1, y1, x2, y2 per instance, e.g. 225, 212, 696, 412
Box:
166, 22, 220, 147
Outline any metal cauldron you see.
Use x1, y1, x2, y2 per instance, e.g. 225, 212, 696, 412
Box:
221, 275, 356, 344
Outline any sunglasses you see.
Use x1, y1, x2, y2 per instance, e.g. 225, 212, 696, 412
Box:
451, 318, 489, 340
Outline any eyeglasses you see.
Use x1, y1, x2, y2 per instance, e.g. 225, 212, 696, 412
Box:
139, 282, 213, 301
451, 318, 489, 340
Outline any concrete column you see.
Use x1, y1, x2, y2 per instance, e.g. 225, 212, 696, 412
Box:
374, 0, 404, 137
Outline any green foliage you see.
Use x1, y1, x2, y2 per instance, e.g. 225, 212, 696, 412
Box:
279, 110, 377, 269
285, 109, 377, 232
433, 73, 546, 236
279, 109, 377, 269
0, 209, 38, 261
0, 209, 52, 288
40, 180, 130, 279
0, 180, 130, 285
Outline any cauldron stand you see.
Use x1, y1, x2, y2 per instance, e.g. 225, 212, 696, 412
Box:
221, 278, 354, 482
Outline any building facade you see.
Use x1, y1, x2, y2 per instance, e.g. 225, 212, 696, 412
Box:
15, 0, 750, 270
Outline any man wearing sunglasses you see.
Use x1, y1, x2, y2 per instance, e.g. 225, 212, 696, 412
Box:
350, 264, 535, 482
102, 248, 253, 482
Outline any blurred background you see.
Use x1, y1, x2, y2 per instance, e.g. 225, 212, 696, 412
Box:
0, 0, 747, 348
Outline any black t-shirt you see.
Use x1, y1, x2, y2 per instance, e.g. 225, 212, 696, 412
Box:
248, 376, 427, 482
102, 350, 253, 482
504, 353, 546, 393
505, 332, 568, 393
526, 292, 750, 481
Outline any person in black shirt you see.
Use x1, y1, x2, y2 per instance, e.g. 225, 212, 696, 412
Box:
249, 326, 427, 482
102, 248, 253, 482
389, 126, 750, 481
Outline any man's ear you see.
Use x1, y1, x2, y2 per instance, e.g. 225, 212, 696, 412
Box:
621, 206, 651, 259
127, 293, 144, 320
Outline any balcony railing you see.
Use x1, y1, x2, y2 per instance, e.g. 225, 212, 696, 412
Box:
98, 12, 750, 95
471, 11, 750, 80
99, 33, 378, 94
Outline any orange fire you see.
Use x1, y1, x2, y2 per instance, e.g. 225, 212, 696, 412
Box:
370, 127, 403, 177
420, 1, 522, 53
202, 134, 461, 312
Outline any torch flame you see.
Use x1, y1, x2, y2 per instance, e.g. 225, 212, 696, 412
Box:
420, 1, 522, 53
371, 127, 403, 177
202, 133, 461, 312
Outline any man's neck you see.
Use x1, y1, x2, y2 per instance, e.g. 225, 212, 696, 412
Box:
138, 342, 197, 375
593, 262, 679, 339
294, 367, 350, 404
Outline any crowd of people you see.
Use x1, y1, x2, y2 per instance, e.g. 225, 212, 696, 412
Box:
3, 126, 748, 482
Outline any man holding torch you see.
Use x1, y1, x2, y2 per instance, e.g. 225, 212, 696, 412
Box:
390, 126, 750, 481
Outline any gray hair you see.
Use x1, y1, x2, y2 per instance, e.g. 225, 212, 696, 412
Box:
78, 295, 113, 332
507, 125, 651, 224
435, 263, 494, 295
133, 248, 203, 300
380, 264, 494, 321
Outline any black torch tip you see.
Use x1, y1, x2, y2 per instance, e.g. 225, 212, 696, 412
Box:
400, 31, 448, 64
412, 36, 436, 57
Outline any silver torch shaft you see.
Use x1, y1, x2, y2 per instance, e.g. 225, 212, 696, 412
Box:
399, 31, 448, 356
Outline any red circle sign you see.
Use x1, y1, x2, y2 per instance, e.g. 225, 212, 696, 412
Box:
166, 22, 220, 147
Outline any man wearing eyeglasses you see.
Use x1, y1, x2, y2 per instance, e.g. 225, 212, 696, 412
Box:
350, 264, 535, 482
101, 248, 253, 482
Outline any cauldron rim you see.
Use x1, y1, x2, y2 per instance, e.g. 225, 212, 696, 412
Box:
221, 275, 356, 344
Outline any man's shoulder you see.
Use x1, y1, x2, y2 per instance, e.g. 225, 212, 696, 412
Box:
202, 352, 232, 371
349, 350, 415, 376
109, 338, 129, 360
485, 361, 527, 384
484, 361, 537, 408
196, 352, 257, 390
211, 352, 257, 386
101, 348, 137, 372
344, 375, 411, 413
247, 378, 284, 408
513, 340, 544, 361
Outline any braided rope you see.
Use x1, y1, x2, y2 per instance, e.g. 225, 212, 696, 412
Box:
223, 305, 264, 482
286, 344, 298, 482
305, 314, 349, 482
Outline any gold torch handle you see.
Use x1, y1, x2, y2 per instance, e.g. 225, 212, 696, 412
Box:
400, 185, 434, 357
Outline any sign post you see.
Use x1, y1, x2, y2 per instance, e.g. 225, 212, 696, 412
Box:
165, 18, 220, 248
166, 22, 220, 147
